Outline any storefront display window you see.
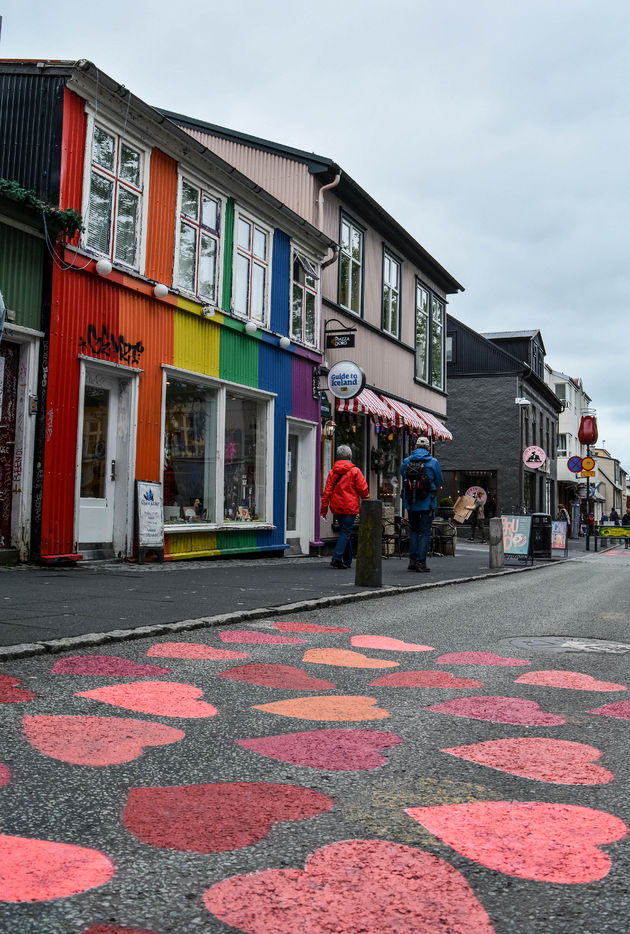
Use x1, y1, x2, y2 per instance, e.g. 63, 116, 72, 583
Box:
164, 379, 218, 524
223, 394, 267, 522
334, 412, 366, 476
374, 427, 404, 510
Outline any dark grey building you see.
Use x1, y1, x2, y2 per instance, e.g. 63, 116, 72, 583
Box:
442, 318, 562, 516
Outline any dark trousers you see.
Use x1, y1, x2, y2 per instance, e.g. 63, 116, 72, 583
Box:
407, 509, 433, 563
333, 514, 355, 566
469, 513, 486, 542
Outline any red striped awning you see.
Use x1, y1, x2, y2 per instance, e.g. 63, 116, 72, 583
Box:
336, 387, 394, 423
380, 396, 426, 432
412, 408, 453, 441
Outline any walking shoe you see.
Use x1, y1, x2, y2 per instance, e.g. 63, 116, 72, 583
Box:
330, 559, 346, 569
416, 561, 430, 572
408, 562, 418, 571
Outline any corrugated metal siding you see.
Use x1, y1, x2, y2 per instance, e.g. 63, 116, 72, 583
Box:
166, 531, 218, 559
221, 198, 234, 312
0, 74, 65, 202
145, 148, 178, 285
270, 228, 290, 334
292, 356, 319, 421
258, 342, 290, 548
0, 222, 44, 329
59, 89, 86, 218
173, 308, 220, 377
219, 325, 258, 387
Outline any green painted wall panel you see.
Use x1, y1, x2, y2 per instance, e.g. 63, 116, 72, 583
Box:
221, 197, 234, 313
0, 222, 44, 329
219, 326, 259, 387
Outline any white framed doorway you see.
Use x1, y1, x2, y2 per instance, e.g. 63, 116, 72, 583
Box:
285, 417, 316, 555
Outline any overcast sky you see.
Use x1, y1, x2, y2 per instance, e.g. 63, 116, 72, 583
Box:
2, 0, 629, 469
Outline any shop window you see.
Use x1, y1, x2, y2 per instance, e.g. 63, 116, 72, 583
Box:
175, 177, 222, 304
291, 251, 319, 346
163, 380, 218, 524
223, 394, 267, 522
334, 412, 366, 477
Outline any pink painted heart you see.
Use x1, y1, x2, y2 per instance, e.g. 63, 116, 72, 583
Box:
351, 635, 434, 652
0, 834, 115, 902
52, 656, 172, 677
370, 671, 485, 689
442, 738, 614, 785
589, 701, 630, 720
237, 729, 402, 770
147, 642, 249, 660
218, 663, 335, 690
437, 651, 530, 666
405, 802, 627, 883
274, 621, 352, 633
22, 716, 185, 766
514, 671, 626, 691
82, 927, 163, 934
75, 681, 218, 718
0, 764, 10, 787
123, 782, 333, 852
203, 840, 496, 932
303, 648, 399, 669
426, 696, 566, 725
253, 695, 390, 722
218, 631, 306, 645
0, 674, 35, 704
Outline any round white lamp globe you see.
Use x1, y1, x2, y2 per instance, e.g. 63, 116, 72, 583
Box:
95, 259, 112, 276
279, 336, 291, 349
245, 320, 258, 335
153, 283, 169, 299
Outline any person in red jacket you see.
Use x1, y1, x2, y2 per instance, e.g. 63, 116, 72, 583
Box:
321, 444, 369, 569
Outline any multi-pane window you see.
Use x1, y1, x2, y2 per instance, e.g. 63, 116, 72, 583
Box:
176, 179, 221, 303
291, 252, 319, 346
415, 281, 446, 391
382, 250, 401, 337
234, 214, 269, 321
85, 124, 144, 268
339, 215, 363, 314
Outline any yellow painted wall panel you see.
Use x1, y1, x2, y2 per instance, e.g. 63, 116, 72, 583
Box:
173, 310, 221, 377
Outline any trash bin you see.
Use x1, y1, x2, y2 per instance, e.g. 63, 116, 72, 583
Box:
530, 513, 552, 559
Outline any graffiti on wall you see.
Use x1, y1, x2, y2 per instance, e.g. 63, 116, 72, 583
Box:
79, 325, 144, 366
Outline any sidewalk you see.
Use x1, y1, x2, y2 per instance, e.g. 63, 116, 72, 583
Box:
0, 534, 601, 657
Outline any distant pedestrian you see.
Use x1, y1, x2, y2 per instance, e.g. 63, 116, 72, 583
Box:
400, 437, 443, 572
468, 491, 487, 543
622, 510, 630, 527
321, 444, 369, 569
556, 504, 571, 536
609, 507, 620, 526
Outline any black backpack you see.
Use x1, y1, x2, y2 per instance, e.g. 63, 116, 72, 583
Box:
405, 459, 432, 503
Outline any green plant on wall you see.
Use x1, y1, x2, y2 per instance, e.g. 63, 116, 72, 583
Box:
0, 179, 83, 238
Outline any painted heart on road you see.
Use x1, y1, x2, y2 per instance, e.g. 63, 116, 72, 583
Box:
274, 621, 352, 633
436, 652, 530, 666
147, 642, 249, 660
203, 839, 496, 933
218, 630, 306, 645
22, 716, 185, 766
82, 926, 163, 934
405, 802, 627, 883
0, 674, 35, 704
0, 764, 10, 787
442, 738, 614, 785
0, 834, 114, 902
218, 663, 335, 690
123, 782, 333, 853
351, 635, 434, 652
514, 671, 626, 691
52, 656, 172, 677
76, 681, 218, 718
303, 648, 399, 669
589, 701, 630, 720
370, 671, 485, 689
237, 729, 402, 770
426, 696, 566, 725
253, 695, 390, 722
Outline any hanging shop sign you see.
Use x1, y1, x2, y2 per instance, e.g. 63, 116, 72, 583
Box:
522, 445, 546, 469
465, 485, 487, 504
326, 332, 356, 349
327, 361, 366, 400
578, 414, 598, 445
319, 392, 332, 418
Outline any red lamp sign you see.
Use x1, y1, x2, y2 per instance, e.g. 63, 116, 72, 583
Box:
578, 415, 598, 446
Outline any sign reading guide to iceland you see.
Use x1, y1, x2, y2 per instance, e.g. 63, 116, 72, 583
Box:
327, 361, 366, 400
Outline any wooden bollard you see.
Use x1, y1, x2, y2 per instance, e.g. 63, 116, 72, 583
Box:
355, 500, 382, 587
489, 516, 504, 569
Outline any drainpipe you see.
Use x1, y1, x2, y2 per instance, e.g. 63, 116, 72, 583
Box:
317, 172, 341, 231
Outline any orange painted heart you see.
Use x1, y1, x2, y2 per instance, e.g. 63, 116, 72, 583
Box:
237, 729, 402, 770
370, 671, 485, 689
442, 738, 614, 785
123, 782, 333, 852
405, 802, 627, 882
426, 696, 566, 725
274, 621, 352, 633
147, 643, 249, 660
514, 671, 626, 691
0, 674, 35, 704
51, 656, 172, 676
218, 663, 335, 690
0, 834, 115, 902
253, 695, 390, 722
303, 648, 399, 669
351, 635, 434, 652
22, 716, 185, 766
76, 681, 218, 718
203, 840, 496, 932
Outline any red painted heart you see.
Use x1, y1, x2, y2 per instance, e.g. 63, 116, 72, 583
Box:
82, 927, 163, 934
0, 674, 35, 704
203, 840, 496, 932
123, 782, 334, 852
0, 834, 115, 902
22, 715, 185, 766
589, 701, 630, 720
442, 738, 614, 785
237, 729, 402, 770
515, 670, 626, 691
426, 696, 566, 725
218, 663, 335, 690
370, 671, 485, 689
0, 764, 10, 787
76, 681, 218, 718
52, 656, 172, 677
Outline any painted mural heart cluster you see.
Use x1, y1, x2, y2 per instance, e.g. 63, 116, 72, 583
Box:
0, 620, 628, 934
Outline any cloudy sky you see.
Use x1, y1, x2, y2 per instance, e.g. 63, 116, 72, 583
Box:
2, 0, 629, 468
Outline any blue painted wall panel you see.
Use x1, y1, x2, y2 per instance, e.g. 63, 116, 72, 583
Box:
270, 228, 290, 335
258, 341, 292, 548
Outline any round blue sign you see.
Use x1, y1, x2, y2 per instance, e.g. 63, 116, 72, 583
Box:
567, 456, 583, 473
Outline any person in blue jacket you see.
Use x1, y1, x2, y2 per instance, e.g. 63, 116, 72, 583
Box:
400, 436, 443, 572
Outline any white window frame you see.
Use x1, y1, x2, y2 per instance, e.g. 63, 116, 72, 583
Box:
81, 110, 150, 273
339, 213, 364, 315
173, 173, 225, 307
382, 248, 401, 338
232, 209, 272, 324
290, 248, 320, 347
415, 279, 446, 391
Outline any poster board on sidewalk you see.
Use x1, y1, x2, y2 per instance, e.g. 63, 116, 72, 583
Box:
136, 480, 164, 563
552, 520, 568, 555
501, 515, 532, 560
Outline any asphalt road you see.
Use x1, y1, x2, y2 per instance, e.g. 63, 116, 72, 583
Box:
0, 547, 629, 933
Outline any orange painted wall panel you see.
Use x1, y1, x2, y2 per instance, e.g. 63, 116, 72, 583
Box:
59, 89, 86, 226
145, 148, 178, 286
